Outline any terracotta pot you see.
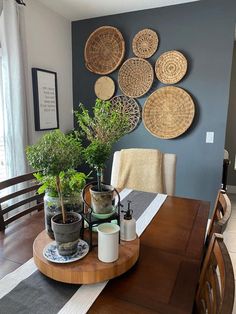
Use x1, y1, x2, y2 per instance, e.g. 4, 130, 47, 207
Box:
51, 212, 82, 256
89, 184, 114, 214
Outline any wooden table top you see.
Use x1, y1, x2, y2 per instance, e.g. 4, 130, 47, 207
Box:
88, 195, 210, 314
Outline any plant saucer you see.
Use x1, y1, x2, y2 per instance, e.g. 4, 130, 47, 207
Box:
43, 239, 89, 263
91, 207, 116, 219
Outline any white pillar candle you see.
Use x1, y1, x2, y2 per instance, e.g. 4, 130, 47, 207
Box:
97, 223, 120, 263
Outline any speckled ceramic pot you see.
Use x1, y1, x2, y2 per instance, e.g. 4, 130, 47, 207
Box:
44, 193, 82, 239
51, 212, 82, 256
89, 184, 114, 214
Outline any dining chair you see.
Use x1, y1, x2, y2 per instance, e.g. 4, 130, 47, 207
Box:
205, 190, 232, 244
0, 172, 44, 231
110, 149, 177, 195
195, 233, 235, 314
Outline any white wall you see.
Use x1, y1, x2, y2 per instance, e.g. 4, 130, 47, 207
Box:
23, 0, 73, 144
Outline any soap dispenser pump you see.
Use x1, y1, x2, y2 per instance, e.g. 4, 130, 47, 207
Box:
120, 200, 136, 241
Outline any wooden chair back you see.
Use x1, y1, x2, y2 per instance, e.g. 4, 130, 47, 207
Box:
207, 190, 231, 242
0, 172, 44, 231
195, 233, 235, 314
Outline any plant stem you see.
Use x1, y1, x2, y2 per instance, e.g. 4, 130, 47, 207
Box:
97, 168, 102, 192
56, 176, 66, 223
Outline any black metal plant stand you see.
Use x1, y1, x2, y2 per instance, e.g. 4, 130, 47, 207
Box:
80, 181, 121, 251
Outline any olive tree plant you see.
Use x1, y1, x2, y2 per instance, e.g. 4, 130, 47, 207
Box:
75, 98, 129, 191
26, 129, 83, 223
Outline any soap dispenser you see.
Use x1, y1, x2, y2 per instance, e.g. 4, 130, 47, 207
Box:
120, 200, 136, 241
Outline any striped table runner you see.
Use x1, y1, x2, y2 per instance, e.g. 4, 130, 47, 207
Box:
0, 189, 167, 314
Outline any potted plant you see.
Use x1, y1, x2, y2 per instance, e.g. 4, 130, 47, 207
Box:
34, 169, 88, 239
26, 129, 85, 255
75, 98, 129, 214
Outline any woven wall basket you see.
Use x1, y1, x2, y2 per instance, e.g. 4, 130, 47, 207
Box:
132, 29, 159, 59
155, 50, 187, 84
84, 26, 125, 75
94, 76, 115, 100
118, 58, 154, 98
143, 86, 195, 139
110, 95, 141, 133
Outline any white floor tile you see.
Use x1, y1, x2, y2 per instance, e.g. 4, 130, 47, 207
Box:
224, 232, 236, 253
226, 218, 236, 232
231, 210, 236, 219
229, 252, 236, 278
233, 282, 236, 314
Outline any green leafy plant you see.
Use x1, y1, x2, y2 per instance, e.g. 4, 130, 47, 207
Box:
75, 99, 129, 191
34, 169, 88, 197
26, 129, 83, 223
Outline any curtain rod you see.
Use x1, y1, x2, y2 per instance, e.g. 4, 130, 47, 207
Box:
15, 0, 26, 6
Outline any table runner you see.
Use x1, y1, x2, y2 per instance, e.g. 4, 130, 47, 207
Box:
0, 189, 167, 314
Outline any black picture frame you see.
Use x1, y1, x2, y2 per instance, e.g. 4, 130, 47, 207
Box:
32, 68, 59, 131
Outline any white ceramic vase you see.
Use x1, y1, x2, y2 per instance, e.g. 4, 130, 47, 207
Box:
97, 223, 120, 263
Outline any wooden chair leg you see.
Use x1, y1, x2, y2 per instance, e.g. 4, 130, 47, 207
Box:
0, 207, 5, 231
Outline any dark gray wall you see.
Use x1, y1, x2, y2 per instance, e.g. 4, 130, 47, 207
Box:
72, 0, 236, 212
226, 42, 236, 185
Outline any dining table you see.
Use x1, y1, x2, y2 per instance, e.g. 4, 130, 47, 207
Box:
88, 193, 209, 314
0, 190, 210, 314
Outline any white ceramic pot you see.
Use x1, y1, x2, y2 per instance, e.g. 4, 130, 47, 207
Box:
97, 223, 120, 263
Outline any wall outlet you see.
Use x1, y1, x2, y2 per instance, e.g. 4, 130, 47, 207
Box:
206, 132, 214, 143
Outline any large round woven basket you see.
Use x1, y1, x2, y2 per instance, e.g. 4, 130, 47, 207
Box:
155, 50, 187, 84
118, 58, 154, 98
110, 95, 141, 133
84, 26, 125, 75
143, 86, 195, 139
94, 76, 115, 100
132, 29, 159, 59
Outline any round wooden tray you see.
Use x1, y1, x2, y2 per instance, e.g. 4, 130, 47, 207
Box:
33, 230, 140, 284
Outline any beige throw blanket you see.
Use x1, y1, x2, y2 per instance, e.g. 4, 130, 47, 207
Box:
117, 148, 164, 193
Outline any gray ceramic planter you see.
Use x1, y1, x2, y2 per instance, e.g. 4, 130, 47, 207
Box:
44, 193, 83, 239
51, 212, 82, 256
90, 184, 114, 214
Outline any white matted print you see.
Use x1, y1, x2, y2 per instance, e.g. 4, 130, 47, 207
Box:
32, 68, 59, 131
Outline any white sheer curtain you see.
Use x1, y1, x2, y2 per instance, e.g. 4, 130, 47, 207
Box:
0, 0, 29, 179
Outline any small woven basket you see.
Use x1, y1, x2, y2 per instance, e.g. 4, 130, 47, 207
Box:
94, 76, 115, 100
118, 58, 154, 98
155, 50, 187, 84
110, 95, 141, 133
84, 26, 125, 75
132, 29, 159, 59
143, 86, 195, 139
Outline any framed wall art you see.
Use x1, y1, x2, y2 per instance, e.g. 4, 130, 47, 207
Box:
32, 68, 59, 131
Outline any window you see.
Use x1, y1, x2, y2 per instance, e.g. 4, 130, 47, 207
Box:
0, 48, 6, 183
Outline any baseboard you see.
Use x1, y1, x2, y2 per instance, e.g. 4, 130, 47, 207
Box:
226, 185, 236, 194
